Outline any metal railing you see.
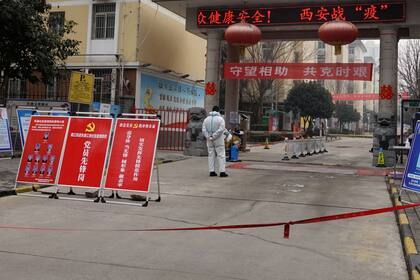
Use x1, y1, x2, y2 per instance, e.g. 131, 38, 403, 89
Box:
135, 108, 189, 151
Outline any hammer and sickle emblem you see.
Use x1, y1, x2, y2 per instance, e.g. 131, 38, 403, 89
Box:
85, 122, 96, 133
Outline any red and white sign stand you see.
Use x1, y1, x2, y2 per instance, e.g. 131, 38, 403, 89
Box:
57, 116, 113, 199
103, 113, 161, 207
15, 113, 70, 195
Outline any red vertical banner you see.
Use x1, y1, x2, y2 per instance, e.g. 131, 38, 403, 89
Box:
105, 119, 160, 193
58, 117, 113, 189
16, 116, 69, 185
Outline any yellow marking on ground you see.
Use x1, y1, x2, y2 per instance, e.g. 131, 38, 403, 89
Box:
391, 187, 398, 194
399, 214, 409, 225
404, 237, 418, 255
412, 270, 420, 280
15, 184, 42, 193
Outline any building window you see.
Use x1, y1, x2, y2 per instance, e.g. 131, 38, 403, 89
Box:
48, 12, 65, 34
90, 69, 112, 103
92, 3, 116, 39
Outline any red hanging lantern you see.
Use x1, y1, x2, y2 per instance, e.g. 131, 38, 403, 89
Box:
225, 21, 261, 56
318, 19, 358, 55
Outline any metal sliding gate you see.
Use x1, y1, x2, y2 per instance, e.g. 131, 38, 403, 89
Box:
136, 109, 189, 151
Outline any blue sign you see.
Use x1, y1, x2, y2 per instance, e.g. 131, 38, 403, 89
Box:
403, 121, 420, 192
110, 104, 121, 116
0, 108, 12, 152
16, 109, 38, 148
91, 102, 101, 112
51, 111, 70, 116
139, 72, 204, 110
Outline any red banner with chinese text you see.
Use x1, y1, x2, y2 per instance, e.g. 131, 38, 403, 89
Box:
104, 119, 160, 193
16, 116, 69, 185
57, 117, 113, 189
333, 94, 379, 101
333, 92, 410, 101
223, 63, 373, 81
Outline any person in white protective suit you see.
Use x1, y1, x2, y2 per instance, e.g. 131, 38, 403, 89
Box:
202, 106, 228, 177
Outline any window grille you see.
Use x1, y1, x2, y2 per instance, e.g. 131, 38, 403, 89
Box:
92, 3, 116, 39
48, 12, 65, 34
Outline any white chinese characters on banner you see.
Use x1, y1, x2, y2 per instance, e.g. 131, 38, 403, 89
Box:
320, 67, 334, 77
224, 63, 373, 81
117, 131, 132, 188
229, 66, 243, 77
259, 66, 272, 77
78, 141, 91, 182
353, 67, 368, 78
244, 66, 257, 77
303, 66, 317, 77
335, 67, 351, 78
274, 66, 288, 77
133, 138, 145, 182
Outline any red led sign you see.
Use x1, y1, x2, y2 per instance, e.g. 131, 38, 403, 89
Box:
197, 2, 405, 27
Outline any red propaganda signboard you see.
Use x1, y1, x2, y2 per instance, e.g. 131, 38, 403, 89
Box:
224, 63, 373, 81
16, 116, 69, 185
58, 117, 113, 189
105, 119, 160, 193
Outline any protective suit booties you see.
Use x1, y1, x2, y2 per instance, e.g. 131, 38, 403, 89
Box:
202, 107, 228, 177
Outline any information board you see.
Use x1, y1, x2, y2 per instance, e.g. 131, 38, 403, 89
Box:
16, 116, 69, 185
0, 108, 12, 152
16, 109, 38, 148
105, 119, 160, 193
58, 117, 113, 189
403, 121, 420, 193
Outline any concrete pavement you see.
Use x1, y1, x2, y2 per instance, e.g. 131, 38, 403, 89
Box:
0, 137, 408, 280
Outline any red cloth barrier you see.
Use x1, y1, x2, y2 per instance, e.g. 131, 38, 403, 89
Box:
1, 202, 418, 239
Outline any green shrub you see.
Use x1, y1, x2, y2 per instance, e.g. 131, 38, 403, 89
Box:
247, 132, 287, 143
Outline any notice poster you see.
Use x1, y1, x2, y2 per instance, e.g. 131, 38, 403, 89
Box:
68, 71, 94, 105
16, 116, 69, 184
0, 108, 12, 152
58, 117, 113, 189
16, 109, 39, 148
403, 122, 420, 193
105, 119, 160, 193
